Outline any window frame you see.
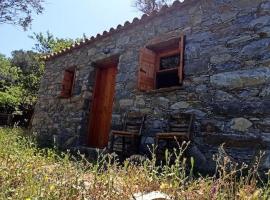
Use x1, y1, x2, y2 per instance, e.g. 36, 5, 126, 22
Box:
137, 34, 185, 92
60, 67, 76, 98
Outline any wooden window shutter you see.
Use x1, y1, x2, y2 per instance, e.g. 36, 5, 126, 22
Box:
178, 35, 185, 83
60, 69, 75, 98
138, 48, 156, 91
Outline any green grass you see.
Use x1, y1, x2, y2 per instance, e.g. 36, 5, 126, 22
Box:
0, 128, 269, 200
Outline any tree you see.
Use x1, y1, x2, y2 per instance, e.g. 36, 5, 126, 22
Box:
0, 51, 44, 114
0, 0, 45, 30
0, 85, 24, 113
134, 0, 174, 15
0, 53, 20, 88
10, 50, 44, 107
0, 54, 24, 113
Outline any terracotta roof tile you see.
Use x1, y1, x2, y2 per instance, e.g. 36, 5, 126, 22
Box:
43, 0, 192, 61
132, 17, 140, 23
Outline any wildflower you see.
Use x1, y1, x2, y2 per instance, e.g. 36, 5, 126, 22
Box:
160, 182, 172, 190
252, 189, 261, 199
50, 185, 55, 191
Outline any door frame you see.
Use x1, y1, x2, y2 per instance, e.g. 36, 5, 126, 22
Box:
87, 56, 119, 148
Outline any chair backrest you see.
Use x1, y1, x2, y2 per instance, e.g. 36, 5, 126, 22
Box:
168, 113, 194, 139
123, 111, 146, 135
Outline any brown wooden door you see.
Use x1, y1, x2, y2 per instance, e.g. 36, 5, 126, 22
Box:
88, 64, 117, 148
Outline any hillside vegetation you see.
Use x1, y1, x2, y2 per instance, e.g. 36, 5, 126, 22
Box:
0, 128, 269, 199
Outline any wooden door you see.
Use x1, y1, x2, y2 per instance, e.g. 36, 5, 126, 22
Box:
88, 64, 117, 148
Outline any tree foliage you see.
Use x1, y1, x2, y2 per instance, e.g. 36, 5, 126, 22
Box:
0, 0, 45, 30
10, 50, 44, 107
30, 31, 74, 53
11, 50, 44, 94
0, 54, 20, 87
134, 0, 174, 14
0, 86, 24, 113
29, 31, 86, 54
0, 54, 23, 113
0, 52, 44, 113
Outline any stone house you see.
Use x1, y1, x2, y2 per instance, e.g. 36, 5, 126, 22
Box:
32, 0, 270, 171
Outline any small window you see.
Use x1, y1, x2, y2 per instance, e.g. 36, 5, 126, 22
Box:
156, 50, 181, 89
60, 68, 75, 98
138, 35, 185, 91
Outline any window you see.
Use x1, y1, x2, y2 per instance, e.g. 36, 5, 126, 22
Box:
138, 35, 185, 91
60, 68, 75, 98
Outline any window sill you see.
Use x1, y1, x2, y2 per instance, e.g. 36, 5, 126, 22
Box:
157, 67, 178, 74
138, 86, 184, 94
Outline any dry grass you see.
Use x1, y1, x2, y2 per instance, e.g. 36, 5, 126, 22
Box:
0, 128, 269, 200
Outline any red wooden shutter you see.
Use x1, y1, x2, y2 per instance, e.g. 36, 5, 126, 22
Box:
138, 48, 156, 91
178, 35, 185, 83
61, 69, 75, 97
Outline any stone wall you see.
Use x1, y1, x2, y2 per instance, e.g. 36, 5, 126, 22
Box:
32, 0, 270, 171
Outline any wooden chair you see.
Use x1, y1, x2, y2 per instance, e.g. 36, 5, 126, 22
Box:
0, 113, 13, 126
155, 113, 194, 154
110, 111, 146, 155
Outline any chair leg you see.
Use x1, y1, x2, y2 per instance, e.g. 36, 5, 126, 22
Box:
122, 136, 125, 154
110, 134, 115, 152
130, 136, 134, 154
136, 135, 141, 154
154, 136, 159, 156
131, 136, 139, 154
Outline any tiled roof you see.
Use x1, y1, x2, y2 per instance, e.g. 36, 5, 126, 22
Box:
43, 0, 192, 61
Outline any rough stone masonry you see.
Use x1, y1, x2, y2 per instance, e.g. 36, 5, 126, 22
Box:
32, 0, 270, 171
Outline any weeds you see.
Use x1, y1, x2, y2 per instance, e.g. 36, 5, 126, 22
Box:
0, 128, 269, 199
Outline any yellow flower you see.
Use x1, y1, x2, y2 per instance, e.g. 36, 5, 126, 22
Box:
160, 182, 172, 190
251, 189, 261, 200
50, 185, 55, 191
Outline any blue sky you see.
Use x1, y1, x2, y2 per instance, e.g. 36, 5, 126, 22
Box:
0, 0, 141, 57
